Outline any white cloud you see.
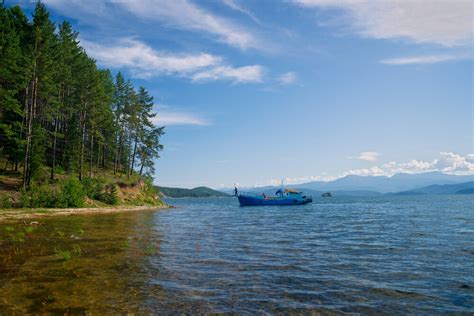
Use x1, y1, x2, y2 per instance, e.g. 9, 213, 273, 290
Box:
382, 160, 435, 174
354, 151, 380, 162
118, 0, 258, 49
349, 152, 474, 177
253, 152, 474, 187
342, 166, 386, 177
81, 38, 220, 78
380, 54, 468, 65
434, 152, 474, 173
277, 71, 297, 85
151, 111, 209, 126
192, 65, 264, 83
293, 0, 473, 47
82, 38, 264, 83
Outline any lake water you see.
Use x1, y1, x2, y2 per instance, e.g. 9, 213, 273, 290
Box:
0, 195, 473, 314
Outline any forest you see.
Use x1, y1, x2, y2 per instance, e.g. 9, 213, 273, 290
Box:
0, 3, 164, 208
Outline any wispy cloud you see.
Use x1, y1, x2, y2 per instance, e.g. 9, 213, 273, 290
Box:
192, 65, 264, 83
152, 110, 209, 126
277, 71, 297, 85
81, 38, 220, 78
293, 0, 473, 47
380, 54, 469, 65
82, 38, 264, 83
222, 0, 261, 24
118, 0, 258, 49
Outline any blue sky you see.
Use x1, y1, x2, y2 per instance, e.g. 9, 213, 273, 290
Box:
13, 0, 473, 188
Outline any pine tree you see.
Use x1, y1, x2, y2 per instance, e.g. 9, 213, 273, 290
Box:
0, 3, 164, 192
0, 4, 27, 170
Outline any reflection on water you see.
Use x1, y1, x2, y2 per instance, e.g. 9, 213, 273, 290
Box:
0, 195, 473, 313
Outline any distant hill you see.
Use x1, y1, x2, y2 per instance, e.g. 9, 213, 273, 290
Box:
247, 187, 382, 197
394, 181, 474, 196
231, 172, 474, 195
290, 172, 474, 193
156, 186, 231, 198
457, 188, 474, 194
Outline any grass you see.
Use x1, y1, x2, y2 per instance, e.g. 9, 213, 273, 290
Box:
145, 244, 157, 256
0, 168, 164, 210
72, 245, 82, 255
34, 209, 51, 214
121, 239, 131, 249
54, 248, 71, 261
12, 231, 26, 243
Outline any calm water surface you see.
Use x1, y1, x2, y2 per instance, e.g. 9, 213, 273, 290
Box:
0, 195, 473, 314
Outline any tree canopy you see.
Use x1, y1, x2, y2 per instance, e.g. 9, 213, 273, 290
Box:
0, 2, 164, 188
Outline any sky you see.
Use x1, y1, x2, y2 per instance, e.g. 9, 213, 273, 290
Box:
11, 0, 474, 188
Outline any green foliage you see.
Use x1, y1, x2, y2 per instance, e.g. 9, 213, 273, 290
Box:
0, 195, 13, 208
0, 4, 164, 208
22, 182, 58, 208
101, 183, 119, 205
59, 177, 85, 207
82, 176, 105, 199
19, 176, 85, 208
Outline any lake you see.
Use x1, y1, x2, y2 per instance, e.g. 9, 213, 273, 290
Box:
0, 195, 473, 314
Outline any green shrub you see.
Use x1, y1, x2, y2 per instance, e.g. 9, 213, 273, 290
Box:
27, 183, 57, 208
18, 191, 31, 208
0, 195, 12, 208
99, 183, 118, 205
58, 177, 85, 208
54, 166, 65, 175
82, 177, 105, 199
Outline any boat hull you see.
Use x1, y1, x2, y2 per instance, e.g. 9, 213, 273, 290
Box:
238, 195, 312, 206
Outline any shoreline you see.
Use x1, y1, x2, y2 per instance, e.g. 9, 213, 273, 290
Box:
0, 204, 171, 222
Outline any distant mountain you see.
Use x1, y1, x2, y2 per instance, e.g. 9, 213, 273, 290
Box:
457, 188, 474, 194
247, 187, 382, 197
395, 181, 474, 196
156, 186, 231, 198
288, 172, 474, 193
229, 172, 474, 196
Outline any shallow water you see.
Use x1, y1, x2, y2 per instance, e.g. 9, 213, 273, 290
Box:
0, 195, 473, 314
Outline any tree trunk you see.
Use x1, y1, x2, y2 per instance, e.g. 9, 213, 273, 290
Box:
97, 142, 101, 170
130, 134, 138, 177
79, 109, 86, 181
127, 131, 133, 178
89, 133, 94, 178
139, 147, 145, 176
50, 111, 59, 180
22, 85, 30, 189
23, 75, 37, 189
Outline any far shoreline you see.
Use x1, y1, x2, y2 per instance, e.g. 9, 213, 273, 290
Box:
0, 204, 172, 222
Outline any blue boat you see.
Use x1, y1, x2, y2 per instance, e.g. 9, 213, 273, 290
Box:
237, 188, 312, 206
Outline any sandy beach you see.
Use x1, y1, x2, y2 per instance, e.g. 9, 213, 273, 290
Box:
0, 205, 170, 222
